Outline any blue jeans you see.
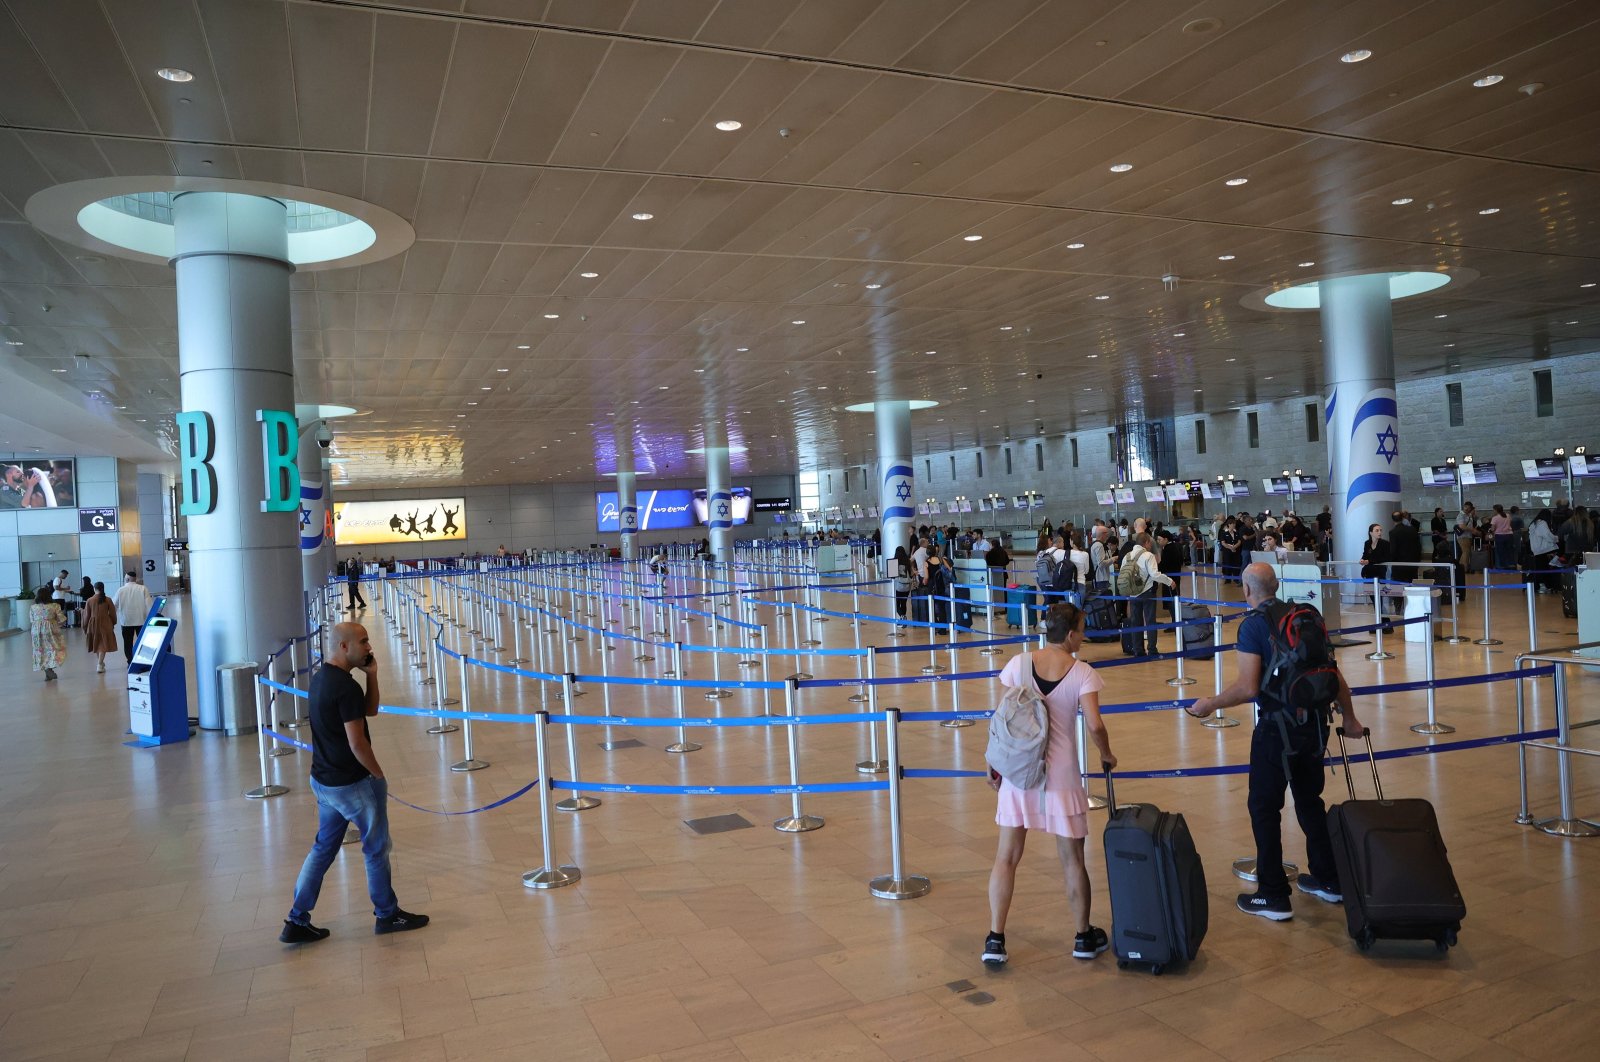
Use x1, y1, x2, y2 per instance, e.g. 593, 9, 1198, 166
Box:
289, 775, 397, 922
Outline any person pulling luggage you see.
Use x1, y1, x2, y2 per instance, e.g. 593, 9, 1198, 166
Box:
1186, 562, 1366, 922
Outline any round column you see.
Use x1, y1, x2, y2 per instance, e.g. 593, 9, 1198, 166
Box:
616, 470, 639, 560
875, 401, 916, 560
297, 421, 333, 618
174, 191, 302, 729
705, 445, 733, 562
1320, 274, 1402, 574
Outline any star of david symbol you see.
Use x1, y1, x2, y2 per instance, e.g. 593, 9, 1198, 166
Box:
893, 479, 912, 501
298, 506, 312, 529
1374, 426, 1399, 465
716, 501, 730, 518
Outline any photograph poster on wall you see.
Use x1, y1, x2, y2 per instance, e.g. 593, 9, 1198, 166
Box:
0, 457, 76, 509
334, 498, 468, 545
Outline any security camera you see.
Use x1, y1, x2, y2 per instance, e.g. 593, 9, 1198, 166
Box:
316, 423, 333, 449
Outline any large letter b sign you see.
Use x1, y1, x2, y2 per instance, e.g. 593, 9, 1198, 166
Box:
176, 411, 216, 516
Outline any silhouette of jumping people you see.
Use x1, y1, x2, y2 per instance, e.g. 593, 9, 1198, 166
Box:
441, 506, 459, 535
389, 513, 403, 534
402, 511, 421, 538
422, 513, 437, 535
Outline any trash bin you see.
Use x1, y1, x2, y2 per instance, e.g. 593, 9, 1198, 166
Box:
218, 662, 260, 737
1402, 585, 1439, 643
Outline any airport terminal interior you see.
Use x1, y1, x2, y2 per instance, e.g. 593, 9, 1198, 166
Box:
2, 3, 1599, 1060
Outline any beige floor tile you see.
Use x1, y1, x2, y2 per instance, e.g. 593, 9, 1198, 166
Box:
734, 957, 863, 1025
583, 987, 709, 1059
734, 1013, 895, 1061
844, 993, 993, 1060
589, 936, 711, 997
397, 976, 478, 1040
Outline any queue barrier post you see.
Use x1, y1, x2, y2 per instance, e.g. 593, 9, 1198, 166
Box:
244, 674, 290, 799
665, 643, 702, 754
1167, 595, 1195, 688
1443, 560, 1468, 643
1475, 569, 1502, 646
1515, 658, 1535, 826
773, 678, 825, 833
705, 604, 731, 700
1409, 606, 1454, 735
1079, 709, 1107, 811
1366, 577, 1395, 661
522, 710, 581, 889
1525, 581, 1537, 654
266, 655, 295, 758
1202, 614, 1239, 728
554, 674, 601, 812
940, 636, 970, 728
847, 606, 868, 704
285, 639, 309, 727
1532, 663, 1600, 838
449, 655, 489, 772
857, 650, 887, 774
921, 602, 946, 674
868, 707, 931, 900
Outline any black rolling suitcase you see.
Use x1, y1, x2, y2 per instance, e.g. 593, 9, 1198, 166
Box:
954, 584, 972, 628
1103, 772, 1208, 974
1181, 603, 1213, 660
1327, 729, 1465, 953
1560, 570, 1577, 619
1084, 594, 1119, 643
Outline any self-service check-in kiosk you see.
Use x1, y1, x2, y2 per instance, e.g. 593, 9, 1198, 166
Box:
127, 601, 190, 747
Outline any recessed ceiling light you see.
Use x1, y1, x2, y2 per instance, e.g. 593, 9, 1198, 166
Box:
157, 67, 194, 82
791, 319, 806, 325
962, 234, 983, 242
1391, 197, 1414, 205
1217, 254, 1235, 261
925, 350, 937, 354
1066, 242, 1085, 249
1298, 261, 1316, 267
579, 271, 599, 278
1109, 163, 1133, 173
1264, 376, 1274, 381
1472, 74, 1504, 88
999, 325, 1012, 331
1086, 354, 1099, 359
1565, 319, 1579, 325
1226, 357, 1237, 362
51, 367, 66, 372
543, 313, 559, 319
631, 212, 654, 220
1173, 332, 1186, 337
481, 386, 492, 391
866, 369, 877, 374
4, 340, 22, 346
694, 368, 705, 373
516, 344, 530, 350
817, 386, 829, 391
1093, 294, 1110, 300
1225, 177, 1249, 186
714, 120, 743, 131
1477, 207, 1500, 215
467, 401, 478, 406
865, 283, 882, 289
1340, 49, 1373, 64
658, 385, 669, 390
456, 413, 466, 418
736, 346, 749, 351
1582, 282, 1596, 289
1434, 314, 1448, 319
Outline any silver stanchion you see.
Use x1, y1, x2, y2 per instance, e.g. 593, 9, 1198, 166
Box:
980, 575, 1002, 656
920, 602, 946, 674
1365, 577, 1395, 661
1475, 569, 1502, 646
774, 679, 824, 833
868, 708, 931, 900
555, 674, 601, 811
1532, 664, 1600, 838
597, 627, 625, 751
1515, 658, 1535, 826
266, 655, 295, 758
1525, 580, 1537, 653
1078, 711, 1107, 810
788, 605, 814, 681
1201, 614, 1238, 728
847, 610, 869, 703
1443, 560, 1468, 643
509, 599, 527, 665
449, 655, 489, 772
522, 711, 582, 889
1167, 595, 1196, 687
285, 639, 309, 726
857, 650, 888, 774
244, 674, 289, 799
665, 643, 702, 754
1410, 606, 1454, 735
704, 608, 732, 700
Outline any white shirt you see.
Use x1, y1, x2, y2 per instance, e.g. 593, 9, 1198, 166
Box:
1128, 546, 1175, 592
52, 576, 70, 601
912, 546, 929, 581
1068, 547, 1091, 585
973, 537, 991, 554
113, 581, 151, 623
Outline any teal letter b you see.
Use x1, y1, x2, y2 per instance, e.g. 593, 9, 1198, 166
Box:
257, 409, 300, 513
175, 410, 216, 516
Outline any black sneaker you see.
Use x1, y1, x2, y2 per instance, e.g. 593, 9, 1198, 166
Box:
1296, 874, 1343, 904
980, 932, 1007, 967
1236, 892, 1293, 921
279, 920, 330, 944
1072, 925, 1109, 959
375, 908, 429, 935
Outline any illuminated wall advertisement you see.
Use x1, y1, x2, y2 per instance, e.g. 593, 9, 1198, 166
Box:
334, 498, 467, 545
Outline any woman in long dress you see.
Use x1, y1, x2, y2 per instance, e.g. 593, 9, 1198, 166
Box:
82, 581, 118, 673
30, 585, 66, 681
982, 601, 1117, 967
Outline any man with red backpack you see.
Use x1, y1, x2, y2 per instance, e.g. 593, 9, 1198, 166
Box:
1187, 563, 1366, 922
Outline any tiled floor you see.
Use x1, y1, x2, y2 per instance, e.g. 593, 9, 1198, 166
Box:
1, 572, 1595, 1060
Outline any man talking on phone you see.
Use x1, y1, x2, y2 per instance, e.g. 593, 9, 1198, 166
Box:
280, 622, 428, 943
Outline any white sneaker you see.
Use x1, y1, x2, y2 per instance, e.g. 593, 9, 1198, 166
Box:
96, 662, 105, 673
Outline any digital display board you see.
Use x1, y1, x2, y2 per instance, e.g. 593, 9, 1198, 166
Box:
597, 489, 692, 531
1114, 487, 1137, 505
690, 487, 751, 525
1289, 475, 1320, 494
1570, 455, 1600, 478
1094, 489, 1114, 506
1459, 461, 1498, 485
1522, 458, 1566, 481
1264, 477, 1291, 496
1143, 485, 1166, 503
754, 496, 792, 511
1420, 465, 1457, 487
335, 498, 467, 545
1223, 479, 1251, 497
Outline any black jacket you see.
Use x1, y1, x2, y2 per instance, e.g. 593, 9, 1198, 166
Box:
1389, 521, 1422, 566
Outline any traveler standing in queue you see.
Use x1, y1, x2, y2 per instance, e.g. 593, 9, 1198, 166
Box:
890, 545, 915, 624
1116, 534, 1173, 655
1187, 563, 1366, 921
113, 572, 152, 663
345, 555, 367, 611
982, 602, 1117, 966
281, 621, 427, 943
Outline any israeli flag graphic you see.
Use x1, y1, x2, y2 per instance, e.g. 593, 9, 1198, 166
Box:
1326, 384, 1402, 569
619, 504, 638, 533
707, 490, 733, 530
880, 463, 915, 522
299, 481, 325, 553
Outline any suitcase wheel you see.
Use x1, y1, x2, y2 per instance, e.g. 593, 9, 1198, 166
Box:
1437, 928, 1458, 952
1151, 964, 1165, 976
1116, 960, 1129, 970
1356, 929, 1375, 952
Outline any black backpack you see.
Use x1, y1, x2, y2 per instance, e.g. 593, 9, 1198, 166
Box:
1257, 600, 1340, 725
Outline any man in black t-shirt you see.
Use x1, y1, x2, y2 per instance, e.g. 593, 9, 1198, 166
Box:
280, 622, 427, 944
1186, 564, 1366, 922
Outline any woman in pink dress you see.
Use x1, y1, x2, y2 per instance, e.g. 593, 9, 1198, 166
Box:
982, 601, 1117, 967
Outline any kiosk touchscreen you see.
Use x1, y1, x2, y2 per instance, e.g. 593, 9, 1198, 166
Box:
127, 611, 190, 747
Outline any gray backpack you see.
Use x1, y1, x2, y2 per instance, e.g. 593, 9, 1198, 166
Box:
985, 653, 1050, 789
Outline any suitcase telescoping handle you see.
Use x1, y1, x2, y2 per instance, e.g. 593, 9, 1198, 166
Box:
1334, 727, 1384, 802
1102, 763, 1115, 809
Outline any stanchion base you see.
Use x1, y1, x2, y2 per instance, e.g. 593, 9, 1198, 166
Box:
1365, 651, 1396, 661
847, 694, 869, 703
285, 718, 308, 729
788, 672, 814, 681
1474, 639, 1503, 646
1515, 813, 1535, 826
1532, 817, 1600, 838
450, 759, 490, 772
736, 660, 760, 668
426, 724, 461, 735
420, 677, 436, 687
268, 747, 296, 758
555, 796, 601, 812
1410, 722, 1457, 735
856, 759, 888, 774
921, 664, 948, 675
508, 657, 527, 665
979, 648, 1003, 656
1087, 793, 1108, 810
1232, 857, 1298, 882
662, 670, 677, 678
634, 655, 655, 663
1202, 715, 1241, 729
441, 697, 460, 706
1166, 676, 1198, 687
560, 690, 587, 700
522, 865, 582, 889
801, 639, 823, 647
665, 741, 703, 754
1442, 635, 1470, 644
774, 814, 825, 833
868, 874, 931, 900
704, 690, 733, 700
244, 784, 289, 799
939, 719, 974, 729
342, 826, 360, 845
815, 617, 831, 623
